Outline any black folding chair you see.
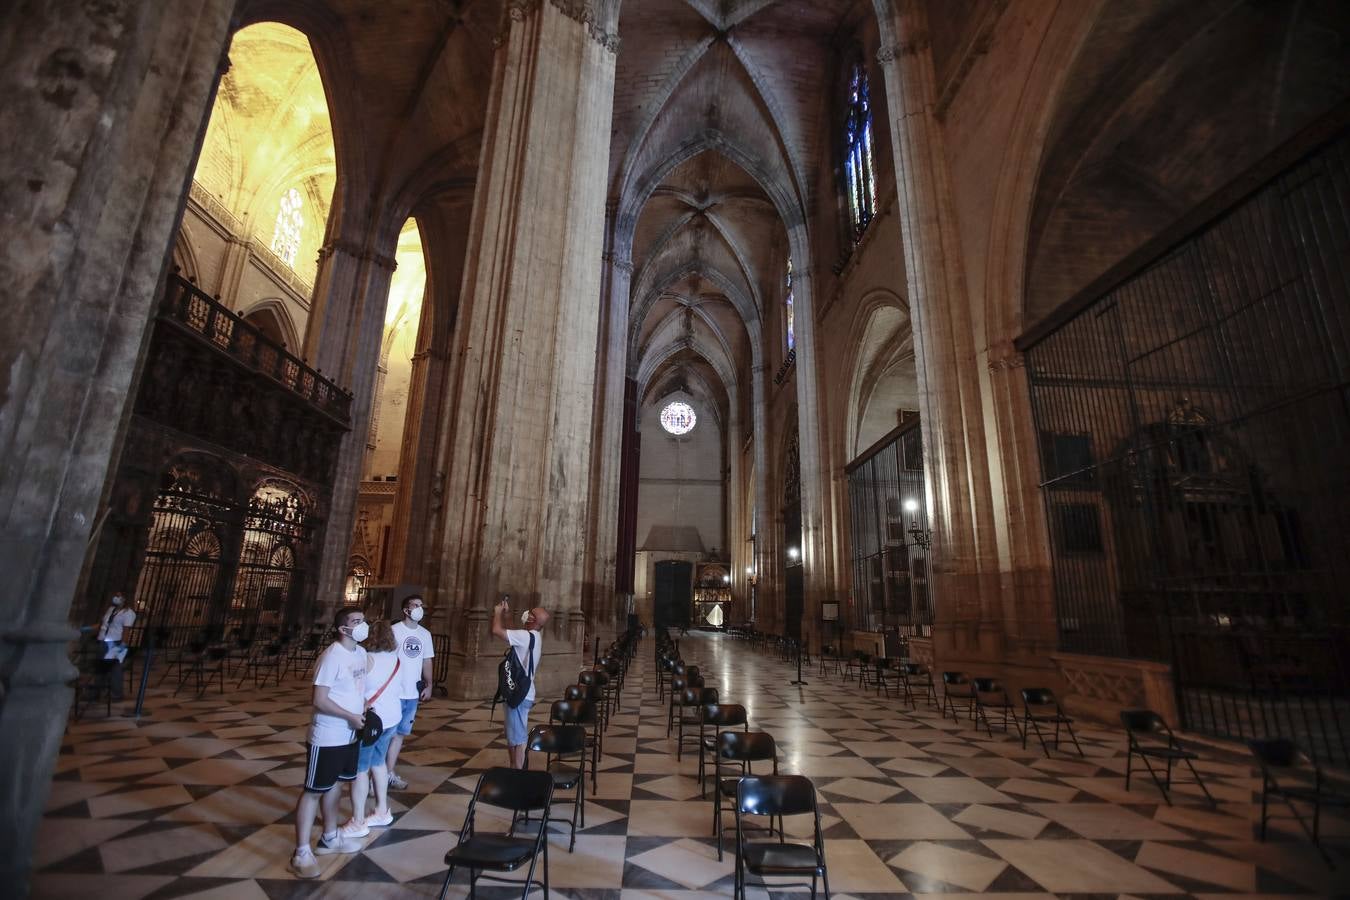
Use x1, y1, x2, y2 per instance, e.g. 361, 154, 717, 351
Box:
549, 699, 599, 792
600, 656, 623, 713
676, 687, 719, 761
735, 775, 830, 900
175, 644, 228, 697
941, 671, 975, 723
437, 767, 554, 900
74, 658, 118, 720
280, 631, 322, 681
700, 702, 748, 797
873, 658, 898, 698
667, 675, 690, 736
898, 663, 938, 709
580, 680, 609, 749
1249, 737, 1350, 862
714, 731, 779, 861
843, 651, 870, 687
577, 670, 610, 730
1120, 709, 1213, 807
972, 677, 1021, 738
235, 640, 283, 689
657, 656, 676, 702
817, 644, 843, 678
527, 725, 587, 852
1020, 688, 1083, 756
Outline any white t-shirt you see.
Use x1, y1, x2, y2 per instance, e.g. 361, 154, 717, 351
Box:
309, 642, 367, 747
391, 621, 435, 700
505, 629, 542, 704
97, 606, 136, 642
364, 650, 402, 730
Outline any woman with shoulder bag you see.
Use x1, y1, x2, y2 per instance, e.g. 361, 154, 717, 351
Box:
342, 620, 401, 836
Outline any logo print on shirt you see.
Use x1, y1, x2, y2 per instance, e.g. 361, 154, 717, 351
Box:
403, 636, 423, 658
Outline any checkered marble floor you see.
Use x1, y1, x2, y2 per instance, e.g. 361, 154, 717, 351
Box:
32, 631, 1350, 898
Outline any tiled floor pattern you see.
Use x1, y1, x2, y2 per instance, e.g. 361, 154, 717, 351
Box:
32, 631, 1350, 898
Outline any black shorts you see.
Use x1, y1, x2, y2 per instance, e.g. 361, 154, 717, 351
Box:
304, 741, 358, 793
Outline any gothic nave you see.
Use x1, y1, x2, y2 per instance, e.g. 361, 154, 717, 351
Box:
2, 0, 1349, 896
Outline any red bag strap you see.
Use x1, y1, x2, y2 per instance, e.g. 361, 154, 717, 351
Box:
368, 657, 400, 708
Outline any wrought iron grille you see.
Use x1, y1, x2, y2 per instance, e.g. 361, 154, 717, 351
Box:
133, 464, 239, 637
1023, 128, 1350, 761
228, 481, 313, 630
846, 420, 931, 635
118, 461, 318, 647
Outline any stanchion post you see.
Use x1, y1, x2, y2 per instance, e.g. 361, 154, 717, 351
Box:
131, 629, 155, 719
790, 639, 808, 686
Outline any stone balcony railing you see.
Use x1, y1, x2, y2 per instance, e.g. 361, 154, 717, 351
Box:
159, 271, 352, 425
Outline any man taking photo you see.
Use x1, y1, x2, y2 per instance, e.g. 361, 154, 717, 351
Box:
491, 596, 549, 769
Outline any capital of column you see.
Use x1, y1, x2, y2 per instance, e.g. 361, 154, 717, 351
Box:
318, 239, 397, 272
602, 251, 634, 275
495, 0, 620, 54
877, 38, 927, 65
986, 339, 1026, 373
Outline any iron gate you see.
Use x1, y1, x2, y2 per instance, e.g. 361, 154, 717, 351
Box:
228, 481, 312, 630
846, 420, 931, 635
133, 459, 239, 638
1023, 128, 1350, 762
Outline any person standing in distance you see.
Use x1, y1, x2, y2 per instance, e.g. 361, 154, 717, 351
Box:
94, 590, 136, 702
289, 607, 368, 879
491, 596, 549, 769
386, 594, 434, 790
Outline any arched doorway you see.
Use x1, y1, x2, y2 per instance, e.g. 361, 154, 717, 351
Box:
653, 560, 693, 630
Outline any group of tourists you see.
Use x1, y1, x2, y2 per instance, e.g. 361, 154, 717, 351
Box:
288, 593, 549, 879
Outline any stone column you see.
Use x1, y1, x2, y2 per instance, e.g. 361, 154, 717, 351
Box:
875, 0, 1004, 664
789, 264, 832, 653
985, 341, 1057, 667
0, 1, 235, 891
432, 0, 617, 700
583, 246, 633, 641
750, 363, 773, 632
304, 238, 397, 617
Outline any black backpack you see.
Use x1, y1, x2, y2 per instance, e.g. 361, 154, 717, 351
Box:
497, 633, 535, 709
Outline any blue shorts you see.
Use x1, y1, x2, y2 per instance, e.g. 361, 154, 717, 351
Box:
395, 698, 418, 736
357, 727, 396, 773
505, 699, 534, 747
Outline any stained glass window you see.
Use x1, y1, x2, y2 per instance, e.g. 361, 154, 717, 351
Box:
785, 257, 795, 352
660, 401, 697, 435
271, 187, 304, 268
843, 60, 877, 241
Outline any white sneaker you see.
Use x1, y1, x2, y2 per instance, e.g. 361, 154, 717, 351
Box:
340, 818, 370, 838
366, 810, 394, 827
387, 772, 409, 790
289, 848, 320, 878
316, 832, 362, 854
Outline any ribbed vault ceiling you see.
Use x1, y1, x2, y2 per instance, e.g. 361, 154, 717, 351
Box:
615, 0, 865, 430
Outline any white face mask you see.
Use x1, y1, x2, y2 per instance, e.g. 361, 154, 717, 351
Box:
349, 621, 369, 642
520, 610, 532, 625
408, 607, 424, 623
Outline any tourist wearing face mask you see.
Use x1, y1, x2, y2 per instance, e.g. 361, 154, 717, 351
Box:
385, 594, 435, 790
94, 591, 136, 702
289, 607, 369, 878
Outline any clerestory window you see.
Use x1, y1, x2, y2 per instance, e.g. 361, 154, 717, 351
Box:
843, 60, 877, 241
271, 187, 304, 268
